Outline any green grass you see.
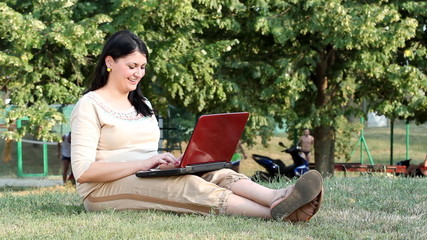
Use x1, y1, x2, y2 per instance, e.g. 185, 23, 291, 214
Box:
0, 121, 425, 239
353, 121, 427, 165
240, 121, 426, 177
1, 176, 426, 239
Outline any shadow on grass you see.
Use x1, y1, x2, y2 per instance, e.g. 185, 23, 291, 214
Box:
0, 186, 85, 215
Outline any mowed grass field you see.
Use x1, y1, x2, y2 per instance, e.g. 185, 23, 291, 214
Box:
1, 176, 426, 239
0, 121, 426, 239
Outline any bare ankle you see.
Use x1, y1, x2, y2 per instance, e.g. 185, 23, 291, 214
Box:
270, 185, 294, 207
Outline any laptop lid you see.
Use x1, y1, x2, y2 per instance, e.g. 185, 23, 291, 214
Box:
179, 112, 249, 167
135, 112, 249, 178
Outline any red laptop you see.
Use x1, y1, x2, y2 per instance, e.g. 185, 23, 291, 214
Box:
135, 112, 249, 177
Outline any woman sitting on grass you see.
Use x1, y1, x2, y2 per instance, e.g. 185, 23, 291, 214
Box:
70, 30, 323, 222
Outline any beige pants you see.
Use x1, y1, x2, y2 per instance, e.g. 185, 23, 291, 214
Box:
83, 169, 249, 215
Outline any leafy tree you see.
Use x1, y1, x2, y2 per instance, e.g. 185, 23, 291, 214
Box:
0, 0, 110, 141
128, 0, 425, 176
389, 1, 427, 124
129, 0, 426, 176
241, 0, 426, 176
1, 0, 426, 177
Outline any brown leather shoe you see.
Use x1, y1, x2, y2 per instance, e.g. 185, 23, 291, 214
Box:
270, 170, 323, 222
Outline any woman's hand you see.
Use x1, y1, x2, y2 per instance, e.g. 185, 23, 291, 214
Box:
148, 152, 180, 169
157, 153, 183, 169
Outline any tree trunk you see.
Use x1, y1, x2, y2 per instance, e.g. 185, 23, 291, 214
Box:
313, 125, 335, 177
311, 45, 336, 177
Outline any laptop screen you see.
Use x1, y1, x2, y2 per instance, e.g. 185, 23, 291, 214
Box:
180, 112, 249, 167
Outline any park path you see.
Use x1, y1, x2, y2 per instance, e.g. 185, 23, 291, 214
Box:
0, 178, 62, 187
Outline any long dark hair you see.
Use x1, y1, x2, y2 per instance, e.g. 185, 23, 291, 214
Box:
86, 30, 153, 117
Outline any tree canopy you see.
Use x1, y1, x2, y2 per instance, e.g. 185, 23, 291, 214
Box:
0, 0, 110, 140
1, 0, 426, 175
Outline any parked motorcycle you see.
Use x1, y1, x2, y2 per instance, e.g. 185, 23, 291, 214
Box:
251, 142, 309, 182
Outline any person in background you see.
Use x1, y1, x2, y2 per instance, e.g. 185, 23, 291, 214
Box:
70, 30, 323, 222
60, 131, 74, 185
298, 128, 314, 162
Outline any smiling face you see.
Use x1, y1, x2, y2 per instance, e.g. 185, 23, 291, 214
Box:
105, 51, 147, 94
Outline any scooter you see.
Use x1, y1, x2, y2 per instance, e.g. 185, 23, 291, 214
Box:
251, 142, 309, 182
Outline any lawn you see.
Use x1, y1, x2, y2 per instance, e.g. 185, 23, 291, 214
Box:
0, 121, 426, 239
0, 176, 426, 239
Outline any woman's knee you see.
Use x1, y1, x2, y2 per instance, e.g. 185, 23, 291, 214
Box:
202, 169, 249, 189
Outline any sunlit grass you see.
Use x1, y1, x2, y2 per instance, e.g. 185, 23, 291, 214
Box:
240, 121, 426, 177
1, 176, 426, 239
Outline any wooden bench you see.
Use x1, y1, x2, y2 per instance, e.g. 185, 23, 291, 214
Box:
309, 163, 408, 174
333, 163, 407, 173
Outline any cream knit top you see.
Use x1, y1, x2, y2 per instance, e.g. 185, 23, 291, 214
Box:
70, 91, 160, 199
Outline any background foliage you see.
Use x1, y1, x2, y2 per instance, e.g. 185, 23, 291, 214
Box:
1, 0, 426, 175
